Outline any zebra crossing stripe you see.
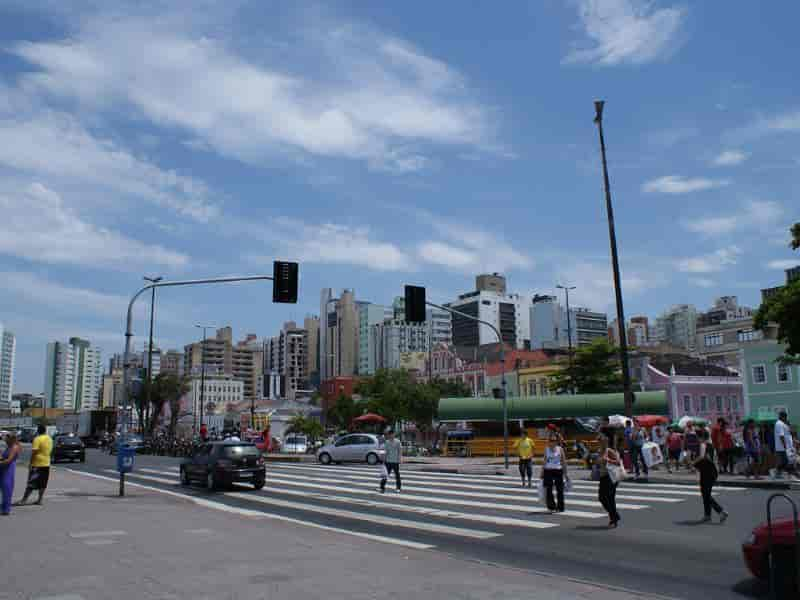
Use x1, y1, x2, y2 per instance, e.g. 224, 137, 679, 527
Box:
83, 470, 432, 550
108, 470, 502, 539
266, 465, 686, 503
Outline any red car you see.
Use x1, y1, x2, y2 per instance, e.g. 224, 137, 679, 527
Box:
742, 517, 799, 580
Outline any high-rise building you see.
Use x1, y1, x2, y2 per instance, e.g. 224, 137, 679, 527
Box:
190, 374, 243, 416
161, 350, 184, 378
652, 305, 698, 351
44, 337, 103, 411
359, 302, 394, 375
0, 323, 16, 413
264, 322, 307, 400
530, 295, 608, 350
448, 275, 530, 349
319, 289, 359, 380
426, 306, 453, 347
184, 328, 261, 404
304, 315, 320, 386
142, 348, 162, 379
101, 368, 124, 409
371, 319, 429, 371
761, 265, 800, 302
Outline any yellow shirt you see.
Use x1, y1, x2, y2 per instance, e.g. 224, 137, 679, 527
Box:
516, 436, 535, 460
31, 434, 53, 468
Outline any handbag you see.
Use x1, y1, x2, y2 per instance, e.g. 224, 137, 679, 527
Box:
564, 476, 572, 493
537, 479, 545, 502
608, 464, 626, 483
379, 463, 388, 480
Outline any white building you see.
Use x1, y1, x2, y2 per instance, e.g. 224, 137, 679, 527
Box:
371, 319, 429, 371
43, 338, 103, 411
653, 304, 698, 351
0, 323, 16, 413
447, 274, 530, 349
141, 348, 162, 378
190, 375, 244, 416
358, 302, 394, 375
530, 295, 608, 350
264, 323, 307, 400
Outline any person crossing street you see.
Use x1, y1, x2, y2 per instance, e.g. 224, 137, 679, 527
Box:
541, 432, 568, 513
15, 425, 52, 507
515, 429, 535, 488
380, 428, 402, 494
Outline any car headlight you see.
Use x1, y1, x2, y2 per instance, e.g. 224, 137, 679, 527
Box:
744, 531, 757, 546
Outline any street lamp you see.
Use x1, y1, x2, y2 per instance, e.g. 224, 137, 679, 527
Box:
143, 275, 163, 433
195, 324, 216, 434
556, 284, 576, 374
594, 100, 634, 417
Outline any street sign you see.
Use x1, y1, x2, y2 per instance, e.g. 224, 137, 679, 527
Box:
273, 261, 299, 303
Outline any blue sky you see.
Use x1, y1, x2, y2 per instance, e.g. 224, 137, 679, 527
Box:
1, 1, 798, 392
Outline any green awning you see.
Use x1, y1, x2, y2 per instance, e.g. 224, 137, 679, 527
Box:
438, 391, 667, 422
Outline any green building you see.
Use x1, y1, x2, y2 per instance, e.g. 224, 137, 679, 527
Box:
740, 341, 800, 418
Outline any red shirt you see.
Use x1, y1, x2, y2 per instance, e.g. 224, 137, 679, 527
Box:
668, 432, 683, 451
721, 430, 734, 450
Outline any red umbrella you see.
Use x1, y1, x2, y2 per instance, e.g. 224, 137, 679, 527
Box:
352, 413, 387, 423
635, 415, 669, 428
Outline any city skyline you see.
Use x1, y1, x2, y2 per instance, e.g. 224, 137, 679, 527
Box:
1, 1, 799, 392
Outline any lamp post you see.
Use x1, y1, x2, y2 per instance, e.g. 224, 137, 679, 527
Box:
556, 284, 576, 373
143, 275, 162, 434
594, 100, 634, 417
195, 324, 216, 435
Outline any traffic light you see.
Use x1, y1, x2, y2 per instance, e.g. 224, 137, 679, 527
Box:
273, 261, 298, 303
404, 285, 426, 323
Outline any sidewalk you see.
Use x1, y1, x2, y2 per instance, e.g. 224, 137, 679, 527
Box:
0, 466, 678, 600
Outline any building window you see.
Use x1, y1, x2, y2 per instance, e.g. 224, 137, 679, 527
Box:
738, 329, 758, 343
683, 395, 691, 413
752, 364, 767, 385
777, 363, 792, 384
704, 333, 723, 347
700, 395, 708, 412
715, 396, 723, 412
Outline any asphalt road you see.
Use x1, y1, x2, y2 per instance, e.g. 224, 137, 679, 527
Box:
59, 449, 794, 600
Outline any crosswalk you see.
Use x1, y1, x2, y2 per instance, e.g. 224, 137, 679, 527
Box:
87, 462, 745, 549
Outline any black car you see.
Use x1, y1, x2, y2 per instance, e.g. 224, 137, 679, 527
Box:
52, 434, 86, 463
180, 441, 265, 491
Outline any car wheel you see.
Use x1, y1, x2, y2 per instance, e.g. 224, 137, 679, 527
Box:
366, 453, 378, 465
206, 472, 217, 492
319, 452, 332, 465
253, 479, 265, 491
180, 468, 190, 486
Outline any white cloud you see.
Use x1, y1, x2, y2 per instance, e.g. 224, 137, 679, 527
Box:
414, 212, 532, 274
247, 217, 412, 272
767, 259, 799, 270
0, 91, 217, 222
712, 150, 749, 166
689, 277, 715, 288
729, 108, 800, 141
0, 182, 189, 269
548, 261, 657, 313
677, 246, 741, 273
642, 175, 730, 194
564, 0, 687, 66
12, 12, 494, 172
683, 200, 784, 237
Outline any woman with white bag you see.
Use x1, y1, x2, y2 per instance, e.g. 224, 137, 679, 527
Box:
540, 432, 568, 513
597, 435, 623, 528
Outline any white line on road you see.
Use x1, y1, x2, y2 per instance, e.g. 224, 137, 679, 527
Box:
69, 530, 127, 539
70, 470, 433, 550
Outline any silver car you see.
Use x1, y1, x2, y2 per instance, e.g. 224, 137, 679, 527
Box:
317, 433, 385, 465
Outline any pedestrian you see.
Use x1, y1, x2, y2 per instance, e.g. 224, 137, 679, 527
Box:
597, 434, 622, 528
1, 433, 22, 515
743, 419, 762, 480
515, 429, 535, 488
630, 423, 649, 481
540, 433, 568, 513
774, 411, 799, 481
693, 429, 728, 523
380, 428, 402, 494
199, 423, 208, 442
15, 425, 53, 507
683, 421, 700, 472
719, 421, 734, 475
666, 427, 683, 473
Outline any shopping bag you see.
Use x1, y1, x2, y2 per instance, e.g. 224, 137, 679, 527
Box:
608, 464, 626, 484
679, 450, 688, 465
564, 477, 572, 493
642, 442, 663, 468
379, 463, 388, 480
537, 479, 545, 502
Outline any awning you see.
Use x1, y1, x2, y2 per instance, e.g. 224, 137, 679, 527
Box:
438, 391, 667, 422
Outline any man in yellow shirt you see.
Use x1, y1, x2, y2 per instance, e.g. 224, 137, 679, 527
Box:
515, 429, 535, 488
17, 425, 53, 506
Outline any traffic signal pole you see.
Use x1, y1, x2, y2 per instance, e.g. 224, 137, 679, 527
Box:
423, 300, 510, 470
120, 272, 294, 497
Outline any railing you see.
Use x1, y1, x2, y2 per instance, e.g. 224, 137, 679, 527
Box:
444, 437, 602, 459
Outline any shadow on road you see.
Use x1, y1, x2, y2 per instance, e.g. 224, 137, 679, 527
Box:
673, 518, 722, 526
731, 578, 769, 598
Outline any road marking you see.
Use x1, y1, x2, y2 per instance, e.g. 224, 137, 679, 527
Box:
69, 530, 127, 539
184, 528, 215, 534
265, 472, 648, 510
265, 466, 685, 503
132, 467, 604, 519
84, 539, 116, 546
72, 469, 433, 550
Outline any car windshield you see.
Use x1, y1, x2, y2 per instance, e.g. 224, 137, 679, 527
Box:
222, 445, 260, 458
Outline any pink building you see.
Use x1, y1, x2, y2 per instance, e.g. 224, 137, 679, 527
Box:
631, 354, 744, 423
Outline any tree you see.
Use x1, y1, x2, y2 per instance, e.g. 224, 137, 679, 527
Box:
429, 377, 471, 398
286, 414, 324, 442
145, 373, 190, 436
755, 223, 800, 362
326, 393, 360, 429
548, 338, 623, 394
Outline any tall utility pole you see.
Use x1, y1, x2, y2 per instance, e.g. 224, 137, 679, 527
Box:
556, 284, 576, 372
143, 275, 162, 434
195, 324, 215, 435
594, 100, 634, 417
